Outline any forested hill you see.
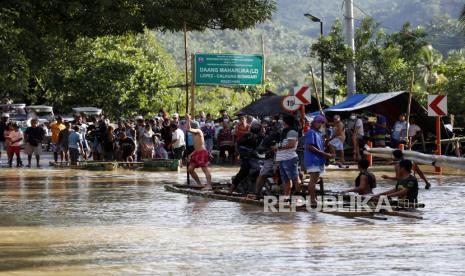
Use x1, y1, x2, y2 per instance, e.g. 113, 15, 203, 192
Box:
156, 0, 465, 94
275, 0, 463, 36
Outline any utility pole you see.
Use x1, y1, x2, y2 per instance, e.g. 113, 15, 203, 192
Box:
345, 0, 356, 96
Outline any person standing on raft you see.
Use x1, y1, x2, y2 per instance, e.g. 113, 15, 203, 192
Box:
186, 114, 212, 190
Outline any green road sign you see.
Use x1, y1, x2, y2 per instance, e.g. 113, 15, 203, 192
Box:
195, 53, 263, 86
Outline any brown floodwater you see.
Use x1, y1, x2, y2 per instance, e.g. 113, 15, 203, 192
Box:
0, 165, 465, 275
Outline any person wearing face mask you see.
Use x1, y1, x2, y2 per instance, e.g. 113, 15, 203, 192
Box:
349, 113, 364, 161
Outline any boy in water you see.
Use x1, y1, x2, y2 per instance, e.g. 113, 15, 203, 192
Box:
186, 114, 212, 190
343, 159, 376, 195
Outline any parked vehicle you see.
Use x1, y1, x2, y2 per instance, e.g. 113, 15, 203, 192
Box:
26, 105, 55, 123
72, 107, 102, 122
0, 103, 28, 130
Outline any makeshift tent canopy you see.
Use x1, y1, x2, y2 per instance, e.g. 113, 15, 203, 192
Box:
307, 91, 445, 135
237, 91, 324, 117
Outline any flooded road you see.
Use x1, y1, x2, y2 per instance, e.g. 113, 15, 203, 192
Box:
1, 166, 465, 275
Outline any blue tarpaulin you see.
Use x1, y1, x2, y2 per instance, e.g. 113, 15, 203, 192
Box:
306, 91, 444, 135
307, 91, 405, 116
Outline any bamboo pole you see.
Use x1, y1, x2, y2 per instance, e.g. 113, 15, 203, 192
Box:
183, 22, 190, 186
190, 53, 196, 116
405, 71, 415, 149
309, 65, 323, 114
261, 34, 266, 94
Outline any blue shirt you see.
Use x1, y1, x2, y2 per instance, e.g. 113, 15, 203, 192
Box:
68, 131, 82, 149
391, 121, 407, 141
304, 128, 325, 167
374, 115, 387, 135
187, 132, 193, 146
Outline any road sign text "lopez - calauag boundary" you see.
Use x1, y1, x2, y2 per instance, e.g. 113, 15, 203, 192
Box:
194, 53, 264, 86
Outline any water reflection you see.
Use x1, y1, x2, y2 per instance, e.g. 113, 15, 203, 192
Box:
0, 167, 464, 274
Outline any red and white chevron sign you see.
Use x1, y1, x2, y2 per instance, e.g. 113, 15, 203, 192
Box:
428, 95, 447, 116
294, 85, 311, 105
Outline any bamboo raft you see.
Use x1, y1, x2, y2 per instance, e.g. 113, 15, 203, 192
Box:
141, 158, 180, 172
49, 159, 180, 172
164, 184, 424, 220
49, 161, 120, 171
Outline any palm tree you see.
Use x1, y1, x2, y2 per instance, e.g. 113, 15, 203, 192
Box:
417, 45, 443, 92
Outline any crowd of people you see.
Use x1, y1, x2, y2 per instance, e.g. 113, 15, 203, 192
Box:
0, 109, 426, 202
0, 109, 269, 168
226, 112, 426, 206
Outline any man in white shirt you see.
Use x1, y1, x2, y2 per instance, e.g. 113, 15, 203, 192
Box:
169, 123, 186, 160
274, 114, 300, 198
408, 116, 422, 149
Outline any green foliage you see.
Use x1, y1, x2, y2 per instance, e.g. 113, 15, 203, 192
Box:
0, 0, 276, 117
2, 0, 276, 40
275, 0, 463, 37
0, 8, 29, 97
156, 21, 317, 95
195, 87, 254, 115
311, 18, 429, 95
28, 31, 181, 118
436, 50, 465, 125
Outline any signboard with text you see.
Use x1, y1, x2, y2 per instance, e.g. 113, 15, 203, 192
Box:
194, 53, 263, 86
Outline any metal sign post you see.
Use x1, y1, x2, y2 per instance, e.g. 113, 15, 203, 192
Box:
428, 94, 447, 174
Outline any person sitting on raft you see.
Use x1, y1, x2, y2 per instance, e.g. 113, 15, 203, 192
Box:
381, 149, 431, 189
373, 159, 419, 203
343, 159, 376, 195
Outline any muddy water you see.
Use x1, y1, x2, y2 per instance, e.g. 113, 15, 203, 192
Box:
0, 166, 465, 275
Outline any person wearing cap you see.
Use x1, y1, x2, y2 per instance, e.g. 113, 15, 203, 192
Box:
24, 119, 46, 167
169, 122, 186, 160
68, 125, 86, 165
49, 116, 66, 162
0, 113, 9, 164
185, 114, 212, 189
305, 115, 332, 206
171, 113, 180, 124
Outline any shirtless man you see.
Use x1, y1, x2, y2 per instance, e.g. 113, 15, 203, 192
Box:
186, 114, 212, 190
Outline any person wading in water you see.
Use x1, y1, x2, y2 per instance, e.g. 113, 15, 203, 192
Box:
186, 114, 212, 190
382, 149, 431, 189
343, 159, 376, 195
